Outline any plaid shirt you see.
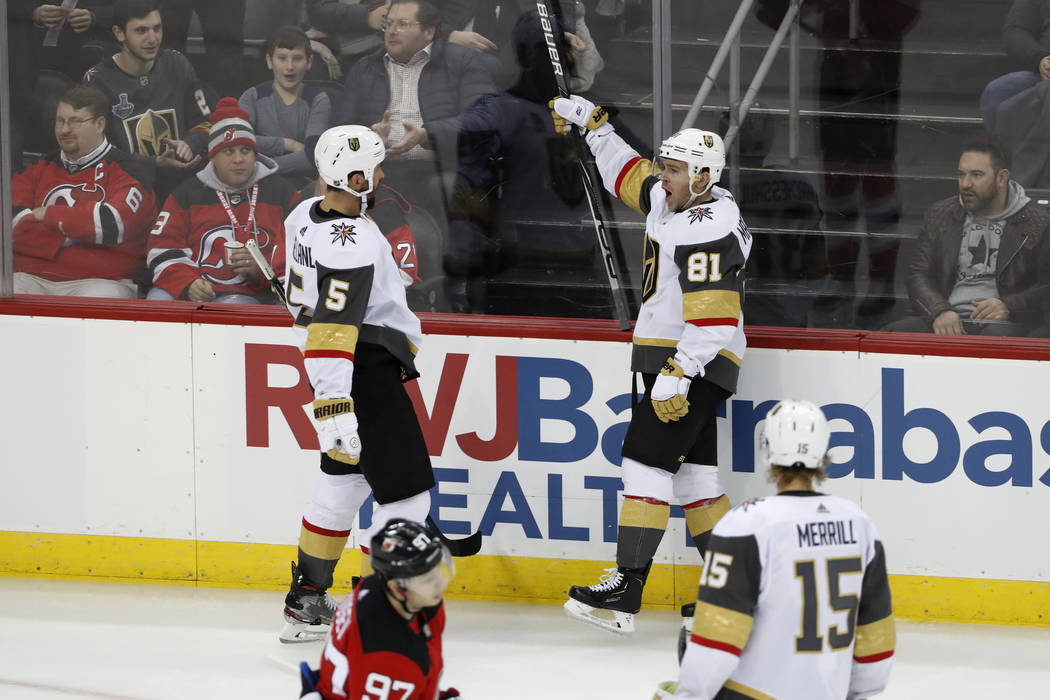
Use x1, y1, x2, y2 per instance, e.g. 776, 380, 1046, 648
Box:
384, 44, 433, 160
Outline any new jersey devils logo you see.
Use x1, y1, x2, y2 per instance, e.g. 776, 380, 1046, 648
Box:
198, 226, 274, 284
43, 182, 107, 208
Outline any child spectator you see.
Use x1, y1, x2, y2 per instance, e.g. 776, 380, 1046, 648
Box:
239, 27, 331, 186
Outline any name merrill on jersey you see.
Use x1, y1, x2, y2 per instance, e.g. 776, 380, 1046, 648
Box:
797, 519, 858, 548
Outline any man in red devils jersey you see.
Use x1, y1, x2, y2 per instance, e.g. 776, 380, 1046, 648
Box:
298, 519, 461, 700
145, 98, 299, 303
550, 96, 752, 634
656, 401, 895, 700
279, 125, 437, 643
12, 84, 156, 297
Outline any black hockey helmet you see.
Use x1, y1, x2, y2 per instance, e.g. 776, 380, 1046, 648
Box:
370, 518, 446, 581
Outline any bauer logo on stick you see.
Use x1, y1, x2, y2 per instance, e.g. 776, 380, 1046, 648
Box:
536, 2, 563, 76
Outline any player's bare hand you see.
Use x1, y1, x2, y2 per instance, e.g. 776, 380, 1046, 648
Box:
33, 5, 66, 29
932, 309, 964, 334
371, 111, 392, 141
1041, 56, 1050, 80
565, 31, 587, 59
448, 30, 497, 52
387, 122, 427, 155
187, 278, 216, 302
367, 2, 390, 30
971, 297, 1009, 321
67, 8, 95, 32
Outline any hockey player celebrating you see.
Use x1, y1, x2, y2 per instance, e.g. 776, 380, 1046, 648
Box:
298, 518, 461, 700
279, 125, 437, 643
656, 400, 895, 700
550, 96, 751, 634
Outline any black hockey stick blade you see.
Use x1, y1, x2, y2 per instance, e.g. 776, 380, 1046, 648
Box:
426, 515, 483, 557
536, 0, 633, 331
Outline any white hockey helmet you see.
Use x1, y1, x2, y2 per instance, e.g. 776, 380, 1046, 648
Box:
761, 399, 830, 469
314, 124, 385, 196
658, 128, 725, 193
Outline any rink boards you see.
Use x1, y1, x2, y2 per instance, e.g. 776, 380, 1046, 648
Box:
0, 306, 1048, 627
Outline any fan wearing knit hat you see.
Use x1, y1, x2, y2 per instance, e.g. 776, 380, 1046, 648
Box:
144, 97, 301, 304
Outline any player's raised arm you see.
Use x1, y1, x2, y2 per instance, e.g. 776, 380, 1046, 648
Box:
550, 95, 660, 216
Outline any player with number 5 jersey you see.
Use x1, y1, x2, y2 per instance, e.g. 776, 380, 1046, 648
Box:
278, 125, 436, 644
550, 95, 751, 634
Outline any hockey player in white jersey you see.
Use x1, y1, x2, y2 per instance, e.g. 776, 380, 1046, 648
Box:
550, 96, 752, 634
278, 125, 437, 643
655, 400, 895, 699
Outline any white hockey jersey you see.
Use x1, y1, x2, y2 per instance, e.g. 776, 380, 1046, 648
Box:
283, 197, 423, 398
677, 492, 895, 700
585, 127, 751, 393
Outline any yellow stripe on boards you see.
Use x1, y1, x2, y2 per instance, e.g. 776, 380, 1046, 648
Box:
1, 532, 1048, 626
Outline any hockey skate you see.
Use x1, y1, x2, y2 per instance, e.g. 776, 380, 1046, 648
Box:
279, 563, 338, 644
563, 564, 649, 635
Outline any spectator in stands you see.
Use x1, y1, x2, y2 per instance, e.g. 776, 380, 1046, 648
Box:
14, 2, 117, 80
239, 27, 331, 186
980, 0, 1050, 132
303, 0, 390, 81
339, 0, 497, 227
444, 9, 597, 314
85, 0, 212, 189
145, 98, 300, 303
445, 1, 603, 91
884, 134, 1050, 336
157, 0, 246, 99
808, 0, 920, 330
12, 84, 157, 298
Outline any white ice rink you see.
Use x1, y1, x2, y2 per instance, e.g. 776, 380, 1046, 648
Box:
2, 576, 1049, 699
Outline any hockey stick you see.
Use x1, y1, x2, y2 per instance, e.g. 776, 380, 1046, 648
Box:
245, 239, 288, 305
426, 515, 483, 557
537, 0, 633, 331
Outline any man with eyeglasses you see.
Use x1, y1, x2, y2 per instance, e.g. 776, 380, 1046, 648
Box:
11, 84, 157, 298
338, 0, 496, 226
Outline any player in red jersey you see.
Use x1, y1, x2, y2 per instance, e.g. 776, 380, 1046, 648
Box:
298, 518, 462, 700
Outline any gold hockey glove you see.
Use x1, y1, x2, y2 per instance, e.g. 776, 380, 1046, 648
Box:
549, 95, 609, 135
313, 398, 361, 465
651, 358, 692, 423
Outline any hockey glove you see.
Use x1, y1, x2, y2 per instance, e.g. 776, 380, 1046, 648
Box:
651, 358, 692, 423
313, 398, 362, 465
652, 681, 679, 699
549, 95, 609, 135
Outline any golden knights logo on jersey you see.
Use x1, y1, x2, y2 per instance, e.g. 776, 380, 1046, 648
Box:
688, 206, 714, 225
330, 222, 357, 246
642, 234, 659, 303
123, 108, 180, 157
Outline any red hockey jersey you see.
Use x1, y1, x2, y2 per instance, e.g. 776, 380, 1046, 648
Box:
317, 576, 445, 700
147, 163, 299, 300
13, 143, 156, 282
